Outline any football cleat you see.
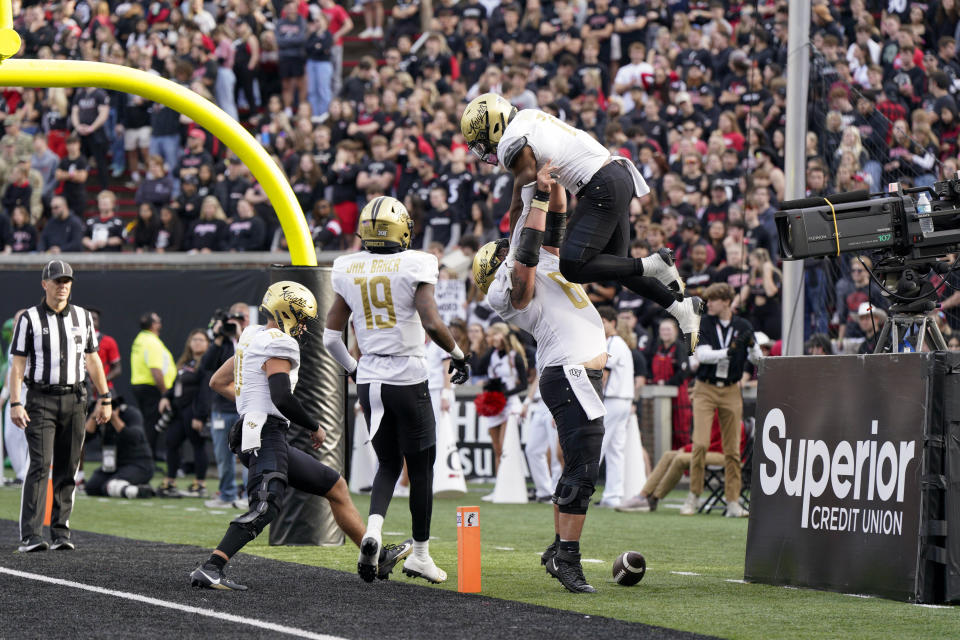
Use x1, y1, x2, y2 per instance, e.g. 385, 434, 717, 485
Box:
190, 564, 248, 591
644, 248, 685, 295
547, 550, 597, 594
672, 296, 705, 353
357, 536, 380, 583
377, 538, 413, 580
540, 539, 558, 566
402, 554, 448, 584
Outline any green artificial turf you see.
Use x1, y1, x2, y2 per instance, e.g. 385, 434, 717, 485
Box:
0, 480, 954, 639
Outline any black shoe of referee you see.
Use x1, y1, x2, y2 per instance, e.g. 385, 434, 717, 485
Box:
18, 535, 49, 553
377, 538, 413, 580
190, 564, 248, 591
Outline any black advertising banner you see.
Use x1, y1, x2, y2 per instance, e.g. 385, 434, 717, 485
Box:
745, 354, 929, 601
1, 268, 270, 401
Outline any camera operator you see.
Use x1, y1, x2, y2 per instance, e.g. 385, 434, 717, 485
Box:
83, 397, 155, 499
199, 302, 250, 509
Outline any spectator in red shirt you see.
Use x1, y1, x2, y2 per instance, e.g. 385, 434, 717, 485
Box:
319, 0, 354, 96
90, 308, 122, 392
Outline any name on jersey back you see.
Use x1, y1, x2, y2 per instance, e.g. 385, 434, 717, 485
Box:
346, 257, 401, 274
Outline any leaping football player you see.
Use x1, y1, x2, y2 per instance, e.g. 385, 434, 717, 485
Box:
461, 93, 704, 351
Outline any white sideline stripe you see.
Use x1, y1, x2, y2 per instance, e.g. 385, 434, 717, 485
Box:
0, 567, 347, 640
671, 571, 701, 576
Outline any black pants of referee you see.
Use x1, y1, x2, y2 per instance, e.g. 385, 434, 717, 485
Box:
559, 161, 676, 309
20, 388, 86, 541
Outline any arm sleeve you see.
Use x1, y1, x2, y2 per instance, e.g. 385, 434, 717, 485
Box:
322, 328, 358, 373
268, 372, 319, 429
694, 345, 727, 365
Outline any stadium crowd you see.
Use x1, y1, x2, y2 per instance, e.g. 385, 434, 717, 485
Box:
6, 0, 960, 499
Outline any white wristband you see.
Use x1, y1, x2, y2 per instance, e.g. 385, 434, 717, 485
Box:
449, 346, 464, 361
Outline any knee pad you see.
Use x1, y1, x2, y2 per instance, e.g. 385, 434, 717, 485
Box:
552, 462, 600, 514
232, 471, 287, 535
231, 498, 280, 537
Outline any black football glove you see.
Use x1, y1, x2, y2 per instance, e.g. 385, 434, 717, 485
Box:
449, 356, 470, 385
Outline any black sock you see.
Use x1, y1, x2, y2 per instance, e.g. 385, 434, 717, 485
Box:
553, 534, 561, 546
559, 540, 580, 556
206, 554, 227, 571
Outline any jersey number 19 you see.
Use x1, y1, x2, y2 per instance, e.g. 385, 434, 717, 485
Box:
355, 276, 397, 329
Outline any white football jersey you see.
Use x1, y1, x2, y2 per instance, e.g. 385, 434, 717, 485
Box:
497, 109, 609, 194
487, 250, 607, 368
604, 334, 635, 400
331, 250, 439, 385
498, 109, 650, 197
234, 324, 301, 420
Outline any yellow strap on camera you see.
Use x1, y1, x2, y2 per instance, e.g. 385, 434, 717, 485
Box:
824, 197, 840, 256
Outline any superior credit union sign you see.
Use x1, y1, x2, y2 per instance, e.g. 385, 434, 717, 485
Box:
745, 354, 929, 601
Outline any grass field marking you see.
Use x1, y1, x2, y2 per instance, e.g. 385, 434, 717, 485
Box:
725, 579, 747, 584
494, 546, 515, 551
670, 571, 701, 576
0, 566, 347, 640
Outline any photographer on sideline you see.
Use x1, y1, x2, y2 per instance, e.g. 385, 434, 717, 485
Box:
199, 302, 249, 509
83, 397, 155, 499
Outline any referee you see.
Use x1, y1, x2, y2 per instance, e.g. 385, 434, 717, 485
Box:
8, 260, 112, 552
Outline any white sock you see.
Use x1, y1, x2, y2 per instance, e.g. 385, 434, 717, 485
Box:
413, 539, 429, 560
668, 299, 681, 315
365, 514, 384, 544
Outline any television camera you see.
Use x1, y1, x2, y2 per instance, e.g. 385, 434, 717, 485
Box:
775, 179, 960, 352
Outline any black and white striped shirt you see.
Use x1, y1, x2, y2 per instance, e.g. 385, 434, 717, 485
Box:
11, 302, 99, 386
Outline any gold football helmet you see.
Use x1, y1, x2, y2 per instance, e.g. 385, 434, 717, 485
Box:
357, 196, 413, 251
460, 93, 518, 165
472, 238, 511, 294
260, 281, 318, 339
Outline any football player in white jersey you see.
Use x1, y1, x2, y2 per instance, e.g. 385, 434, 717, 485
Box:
189, 282, 411, 591
460, 93, 704, 352
473, 162, 609, 593
324, 196, 471, 585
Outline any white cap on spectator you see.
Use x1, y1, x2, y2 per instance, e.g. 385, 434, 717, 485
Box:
754, 331, 771, 347
857, 302, 874, 316
675, 91, 691, 104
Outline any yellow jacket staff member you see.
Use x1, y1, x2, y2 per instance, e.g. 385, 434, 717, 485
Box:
130, 311, 176, 460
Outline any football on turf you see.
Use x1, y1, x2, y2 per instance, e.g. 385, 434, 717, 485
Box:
612, 551, 646, 586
